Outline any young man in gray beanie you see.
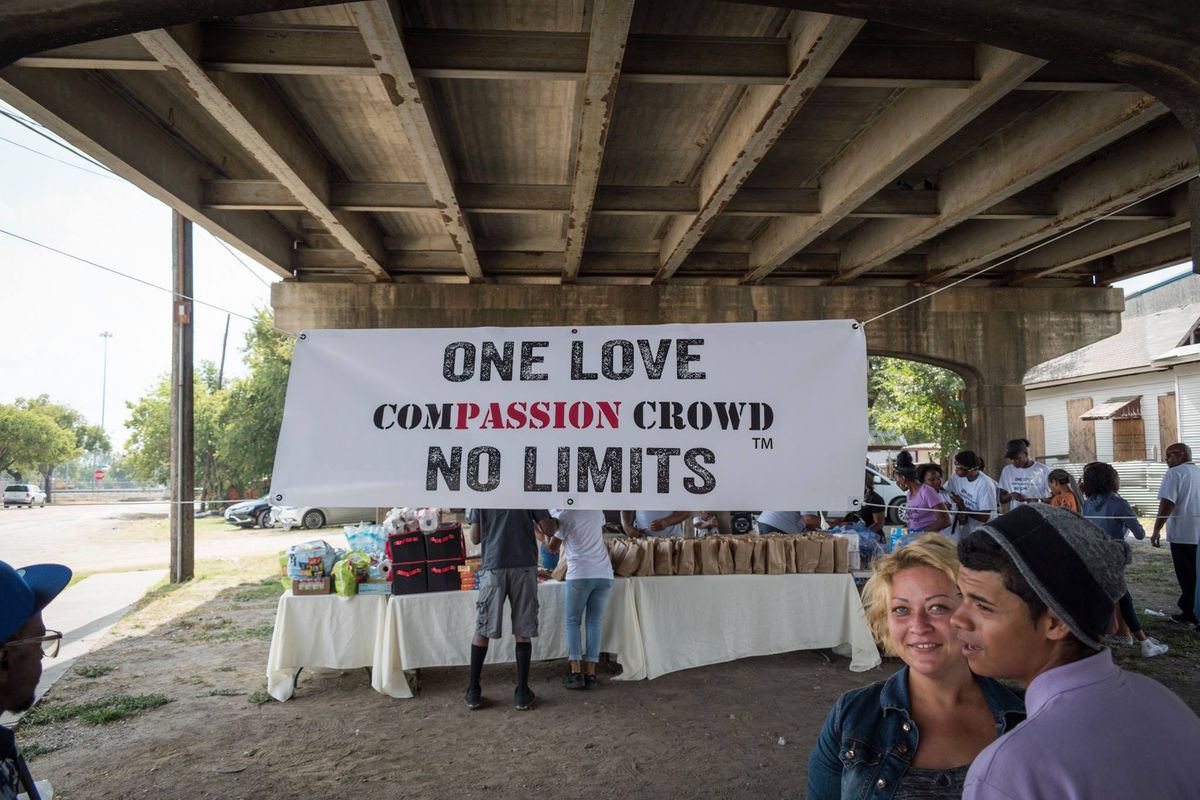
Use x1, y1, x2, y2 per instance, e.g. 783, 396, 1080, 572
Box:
952, 504, 1200, 799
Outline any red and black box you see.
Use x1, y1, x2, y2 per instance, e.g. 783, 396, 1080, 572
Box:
426, 561, 463, 592
391, 564, 428, 595
386, 531, 427, 564
424, 524, 466, 562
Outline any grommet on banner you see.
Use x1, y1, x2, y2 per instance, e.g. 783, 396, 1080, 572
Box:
851, 322, 860, 330
275, 494, 283, 502
566, 498, 575, 505
299, 333, 307, 340
571, 328, 578, 334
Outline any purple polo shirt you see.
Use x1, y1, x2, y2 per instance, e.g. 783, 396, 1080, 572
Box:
964, 648, 1200, 799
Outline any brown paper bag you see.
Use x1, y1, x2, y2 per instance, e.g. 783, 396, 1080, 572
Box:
635, 538, 656, 576
732, 537, 755, 574
766, 536, 788, 575
675, 538, 697, 576
551, 556, 568, 582
717, 537, 735, 575
608, 537, 623, 569
612, 538, 642, 577
832, 535, 849, 574
784, 536, 798, 573
655, 538, 675, 575
814, 534, 835, 573
795, 536, 821, 573
699, 537, 721, 575
751, 537, 768, 574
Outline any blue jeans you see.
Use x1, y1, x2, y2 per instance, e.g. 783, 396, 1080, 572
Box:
564, 578, 613, 663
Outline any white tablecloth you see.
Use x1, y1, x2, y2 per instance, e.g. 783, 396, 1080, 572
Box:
265, 574, 880, 701
266, 593, 387, 701
628, 574, 881, 678
374, 578, 645, 698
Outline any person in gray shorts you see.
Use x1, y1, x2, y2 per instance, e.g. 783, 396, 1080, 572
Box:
465, 508, 552, 711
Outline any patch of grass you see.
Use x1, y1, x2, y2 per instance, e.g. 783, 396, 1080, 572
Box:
225, 578, 285, 604
177, 623, 274, 644
23, 694, 172, 727
214, 665, 236, 673
18, 741, 63, 760
72, 664, 115, 679
208, 688, 244, 697
201, 618, 233, 630
247, 691, 272, 705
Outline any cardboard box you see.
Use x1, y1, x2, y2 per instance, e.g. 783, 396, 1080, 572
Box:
291, 577, 332, 595
356, 580, 391, 596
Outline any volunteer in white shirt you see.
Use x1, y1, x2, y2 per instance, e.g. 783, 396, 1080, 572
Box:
540, 509, 613, 690
998, 437, 1051, 508
946, 450, 998, 539
1151, 443, 1200, 625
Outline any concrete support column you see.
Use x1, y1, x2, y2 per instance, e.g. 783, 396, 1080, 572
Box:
963, 380, 1028, 476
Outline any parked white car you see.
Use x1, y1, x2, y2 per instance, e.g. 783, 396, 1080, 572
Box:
4, 483, 46, 508
866, 465, 908, 524
271, 505, 377, 531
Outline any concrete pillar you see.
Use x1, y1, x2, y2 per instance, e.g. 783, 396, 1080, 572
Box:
963, 379, 1028, 476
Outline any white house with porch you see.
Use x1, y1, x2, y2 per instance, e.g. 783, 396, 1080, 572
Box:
1023, 271, 1200, 510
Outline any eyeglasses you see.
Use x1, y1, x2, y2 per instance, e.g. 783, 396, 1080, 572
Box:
3, 630, 62, 658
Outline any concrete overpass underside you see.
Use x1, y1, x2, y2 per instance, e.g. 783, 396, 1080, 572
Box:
1, 0, 1196, 468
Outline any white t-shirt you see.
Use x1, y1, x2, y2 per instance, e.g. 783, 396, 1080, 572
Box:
999, 462, 1051, 506
551, 509, 614, 580
634, 510, 683, 538
1158, 462, 1200, 545
946, 472, 998, 538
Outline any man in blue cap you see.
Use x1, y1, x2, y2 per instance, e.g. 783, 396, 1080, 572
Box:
1, 560, 71, 800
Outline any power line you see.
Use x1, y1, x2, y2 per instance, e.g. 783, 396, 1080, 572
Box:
860, 171, 1199, 327
206, 229, 272, 289
0, 107, 113, 173
0, 227, 296, 338
0, 133, 121, 181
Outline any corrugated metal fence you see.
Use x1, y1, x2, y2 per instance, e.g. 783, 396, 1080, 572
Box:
1045, 460, 1167, 516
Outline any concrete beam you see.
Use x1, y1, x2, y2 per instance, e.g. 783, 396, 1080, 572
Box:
0, 65, 295, 277
133, 27, 390, 280
1094, 230, 1193, 284
351, 1, 483, 281
654, 13, 863, 283
834, 91, 1165, 283
744, 47, 1045, 283
14, 27, 1126, 90
1008, 196, 1191, 284
203, 179, 1172, 222
563, 0, 634, 283
925, 120, 1199, 284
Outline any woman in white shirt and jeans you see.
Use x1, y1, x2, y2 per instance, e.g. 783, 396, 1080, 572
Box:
539, 509, 613, 690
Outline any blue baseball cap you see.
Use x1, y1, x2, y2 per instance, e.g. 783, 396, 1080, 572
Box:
0, 561, 72, 642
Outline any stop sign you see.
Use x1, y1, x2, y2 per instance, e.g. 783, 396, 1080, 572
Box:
94, 469, 105, 481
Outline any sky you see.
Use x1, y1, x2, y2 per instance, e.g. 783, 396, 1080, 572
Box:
0, 99, 1193, 451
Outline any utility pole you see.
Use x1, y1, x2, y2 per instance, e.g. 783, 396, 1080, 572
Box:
217, 313, 231, 390
170, 211, 194, 583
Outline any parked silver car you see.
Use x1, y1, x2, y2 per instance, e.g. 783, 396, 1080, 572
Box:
271, 505, 377, 531
4, 483, 46, 508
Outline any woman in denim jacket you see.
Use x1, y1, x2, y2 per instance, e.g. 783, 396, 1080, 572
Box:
808, 536, 1024, 799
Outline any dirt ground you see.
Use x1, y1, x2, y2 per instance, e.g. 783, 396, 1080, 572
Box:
13, 532, 1199, 800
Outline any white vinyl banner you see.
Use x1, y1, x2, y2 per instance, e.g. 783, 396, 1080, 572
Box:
270, 321, 867, 512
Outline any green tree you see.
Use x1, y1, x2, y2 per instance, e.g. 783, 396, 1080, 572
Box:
0, 403, 76, 486
217, 311, 293, 495
868, 357, 966, 461
15, 395, 111, 501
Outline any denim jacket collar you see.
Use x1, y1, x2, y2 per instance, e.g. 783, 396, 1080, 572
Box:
879, 666, 1025, 734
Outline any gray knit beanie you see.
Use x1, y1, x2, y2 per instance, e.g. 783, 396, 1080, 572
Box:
978, 503, 1131, 650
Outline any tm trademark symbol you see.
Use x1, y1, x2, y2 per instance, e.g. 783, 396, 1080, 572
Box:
752, 436, 774, 450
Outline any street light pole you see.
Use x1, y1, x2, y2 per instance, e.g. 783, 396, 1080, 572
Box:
99, 331, 113, 431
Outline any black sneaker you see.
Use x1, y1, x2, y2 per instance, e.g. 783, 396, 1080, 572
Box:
562, 672, 585, 690
464, 686, 483, 710
584, 674, 598, 690
1170, 613, 1198, 625
514, 686, 536, 710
